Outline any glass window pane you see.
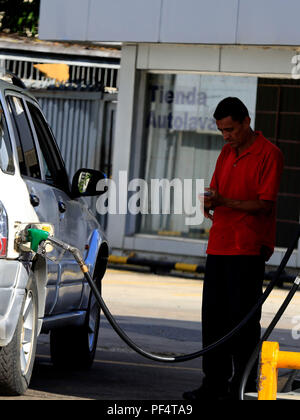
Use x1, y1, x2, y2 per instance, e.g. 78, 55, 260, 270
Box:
255, 112, 276, 139
27, 103, 56, 184
138, 73, 258, 239
256, 85, 278, 112
26, 102, 69, 192
277, 194, 300, 223
0, 104, 14, 174
280, 87, 300, 112
7, 96, 41, 179
256, 78, 300, 248
278, 141, 300, 168
276, 221, 299, 248
279, 169, 300, 195
278, 114, 300, 141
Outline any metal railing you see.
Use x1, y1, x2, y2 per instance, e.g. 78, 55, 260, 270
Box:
258, 341, 300, 400
0, 55, 119, 91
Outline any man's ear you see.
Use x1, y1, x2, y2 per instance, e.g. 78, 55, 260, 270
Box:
242, 116, 251, 129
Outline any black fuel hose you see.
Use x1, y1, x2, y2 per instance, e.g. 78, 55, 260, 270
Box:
82, 224, 300, 363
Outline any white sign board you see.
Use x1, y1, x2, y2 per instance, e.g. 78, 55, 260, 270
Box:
147, 74, 258, 134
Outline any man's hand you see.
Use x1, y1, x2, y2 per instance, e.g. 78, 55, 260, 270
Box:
203, 189, 274, 216
204, 189, 223, 209
198, 189, 215, 221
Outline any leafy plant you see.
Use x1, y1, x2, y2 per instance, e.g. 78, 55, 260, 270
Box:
0, 0, 40, 37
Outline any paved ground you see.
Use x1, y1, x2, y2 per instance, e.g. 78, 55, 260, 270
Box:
1, 267, 300, 400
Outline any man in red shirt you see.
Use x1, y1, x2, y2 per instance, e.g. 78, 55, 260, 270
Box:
183, 97, 284, 401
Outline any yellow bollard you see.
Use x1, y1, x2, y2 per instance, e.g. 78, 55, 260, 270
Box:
258, 342, 300, 400
258, 342, 279, 400
277, 350, 300, 370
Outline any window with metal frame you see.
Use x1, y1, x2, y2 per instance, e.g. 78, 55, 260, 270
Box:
0, 102, 14, 174
255, 78, 300, 248
26, 101, 70, 193
7, 96, 41, 179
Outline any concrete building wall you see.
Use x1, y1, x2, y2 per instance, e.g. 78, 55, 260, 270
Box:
40, 0, 300, 46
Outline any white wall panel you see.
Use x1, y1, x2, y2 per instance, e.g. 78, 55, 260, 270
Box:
146, 44, 220, 71
39, 0, 300, 46
237, 0, 300, 45
39, 0, 90, 41
160, 0, 238, 44
220, 46, 297, 76
137, 44, 297, 76
87, 0, 162, 42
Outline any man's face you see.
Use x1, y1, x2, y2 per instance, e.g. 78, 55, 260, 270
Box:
216, 116, 251, 150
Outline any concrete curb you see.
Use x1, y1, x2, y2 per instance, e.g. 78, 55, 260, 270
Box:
108, 255, 296, 284
108, 254, 205, 274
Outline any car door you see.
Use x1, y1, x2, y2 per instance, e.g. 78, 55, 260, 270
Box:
6, 94, 60, 315
24, 100, 88, 315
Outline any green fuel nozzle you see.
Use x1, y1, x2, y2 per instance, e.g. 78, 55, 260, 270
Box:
25, 227, 87, 271
26, 228, 50, 253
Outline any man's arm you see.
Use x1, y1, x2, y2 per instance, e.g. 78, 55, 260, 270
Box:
205, 190, 274, 215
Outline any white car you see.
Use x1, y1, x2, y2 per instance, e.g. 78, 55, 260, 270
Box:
0, 75, 109, 396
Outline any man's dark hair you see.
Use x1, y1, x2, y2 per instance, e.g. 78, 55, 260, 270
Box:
213, 97, 249, 123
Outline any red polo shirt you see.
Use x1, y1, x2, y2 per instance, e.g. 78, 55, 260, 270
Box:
206, 132, 284, 256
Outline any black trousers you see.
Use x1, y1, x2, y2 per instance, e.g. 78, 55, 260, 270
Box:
202, 254, 265, 393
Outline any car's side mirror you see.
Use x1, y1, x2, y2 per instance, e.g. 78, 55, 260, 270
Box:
71, 168, 107, 198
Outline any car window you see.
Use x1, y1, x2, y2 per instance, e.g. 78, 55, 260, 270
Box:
0, 103, 14, 174
26, 101, 70, 191
7, 96, 41, 179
